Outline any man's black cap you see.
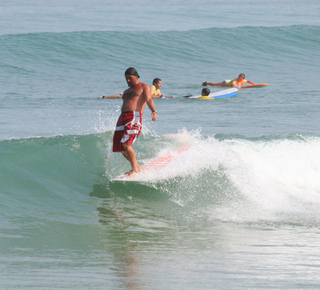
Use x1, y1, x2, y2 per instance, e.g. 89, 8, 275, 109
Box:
125, 67, 140, 78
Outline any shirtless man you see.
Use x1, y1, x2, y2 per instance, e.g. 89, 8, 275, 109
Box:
113, 67, 157, 176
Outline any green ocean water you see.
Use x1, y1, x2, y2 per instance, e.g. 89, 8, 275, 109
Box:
1, 0, 320, 289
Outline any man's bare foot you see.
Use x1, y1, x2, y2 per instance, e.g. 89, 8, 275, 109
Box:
125, 164, 142, 177
125, 170, 138, 177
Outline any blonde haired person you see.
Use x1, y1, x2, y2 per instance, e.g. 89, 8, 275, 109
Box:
202, 73, 255, 88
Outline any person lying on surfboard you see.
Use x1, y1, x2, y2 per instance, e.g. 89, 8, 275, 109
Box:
197, 88, 211, 100
99, 93, 123, 99
150, 78, 174, 98
112, 67, 157, 176
202, 88, 210, 96
202, 73, 256, 88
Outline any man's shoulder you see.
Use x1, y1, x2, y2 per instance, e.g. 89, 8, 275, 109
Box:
132, 81, 147, 89
139, 82, 151, 92
139, 81, 149, 88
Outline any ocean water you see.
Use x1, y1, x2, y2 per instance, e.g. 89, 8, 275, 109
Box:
1, 0, 320, 289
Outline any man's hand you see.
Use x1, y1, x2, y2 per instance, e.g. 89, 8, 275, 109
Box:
152, 111, 157, 121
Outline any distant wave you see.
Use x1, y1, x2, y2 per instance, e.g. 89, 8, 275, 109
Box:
2, 24, 318, 68
1, 24, 319, 36
1, 23, 319, 38
2, 24, 318, 95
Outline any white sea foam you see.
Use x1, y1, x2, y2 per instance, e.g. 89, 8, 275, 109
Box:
203, 135, 320, 224
118, 132, 320, 224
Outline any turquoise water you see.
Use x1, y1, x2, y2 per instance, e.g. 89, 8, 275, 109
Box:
1, 0, 320, 289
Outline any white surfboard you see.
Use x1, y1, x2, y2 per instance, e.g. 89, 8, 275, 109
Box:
185, 88, 238, 99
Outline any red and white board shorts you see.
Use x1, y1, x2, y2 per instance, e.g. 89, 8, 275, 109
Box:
113, 111, 142, 152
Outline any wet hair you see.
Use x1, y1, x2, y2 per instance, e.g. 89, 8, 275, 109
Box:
125, 67, 140, 78
202, 88, 210, 96
153, 78, 162, 85
238, 73, 245, 79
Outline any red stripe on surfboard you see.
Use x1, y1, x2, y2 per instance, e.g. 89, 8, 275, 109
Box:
140, 144, 190, 172
241, 83, 269, 88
